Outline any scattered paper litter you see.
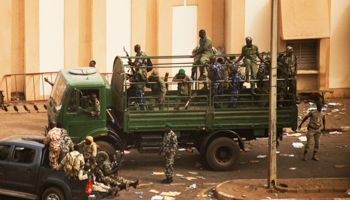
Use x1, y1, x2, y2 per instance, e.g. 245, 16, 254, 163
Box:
181, 176, 197, 180
188, 171, 198, 175
189, 183, 197, 189
289, 167, 296, 170
149, 189, 160, 194
288, 133, 302, 137
339, 112, 345, 115
328, 103, 337, 106
257, 155, 267, 159
289, 154, 294, 157
329, 131, 342, 134
334, 165, 346, 168
332, 109, 339, 112
177, 148, 186, 151
276, 151, 280, 154
298, 136, 307, 141
280, 154, 289, 157
307, 107, 316, 112
196, 176, 206, 179
249, 160, 259, 163
160, 191, 181, 197
153, 172, 165, 175
175, 174, 183, 177
292, 142, 304, 148
163, 196, 175, 200
151, 195, 164, 200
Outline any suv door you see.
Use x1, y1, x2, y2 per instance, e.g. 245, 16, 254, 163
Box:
6, 146, 39, 194
0, 144, 11, 188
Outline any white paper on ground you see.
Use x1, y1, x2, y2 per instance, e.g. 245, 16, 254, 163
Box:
298, 136, 307, 141
292, 142, 304, 148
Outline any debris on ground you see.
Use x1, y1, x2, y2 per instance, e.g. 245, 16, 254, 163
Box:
292, 142, 304, 148
124, 150, 131, 154
188, 171, 198, 175
135, 191, 143, 195
151, 195, 164, 200
181, 176, 197, 180
149, 189, 160, 194
298, 136, 307, 141
329, 131, 342, 134
175, 174, 183, 177
249, 160, 259, 163
177, 148, 186, 151
159, 191, 181, 196
153, 172, 165, 175
194, 162, 202, 167
163, 196, 175, 200
196, 176, 206, 179
256, 155, 267, 159
346, 189, 350, 195
289, 154, 294, 157
189, 183, 197, 189
289, 167, 296, 170
334, 165, 346, 168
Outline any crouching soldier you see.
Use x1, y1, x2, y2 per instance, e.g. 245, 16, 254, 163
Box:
55, 145, 85, 179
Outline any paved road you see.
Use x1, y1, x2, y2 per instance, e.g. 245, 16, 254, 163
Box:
3, 133, 349, 200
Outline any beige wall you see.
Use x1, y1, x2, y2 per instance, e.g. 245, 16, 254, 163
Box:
1, 0, 350, 102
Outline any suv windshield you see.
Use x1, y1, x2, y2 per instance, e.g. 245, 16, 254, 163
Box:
50, 75, 67, 112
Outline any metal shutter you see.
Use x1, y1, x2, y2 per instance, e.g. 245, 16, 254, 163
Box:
286, 40, 318, 70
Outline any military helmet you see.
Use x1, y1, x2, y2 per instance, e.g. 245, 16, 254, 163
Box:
286, 46, 293, 52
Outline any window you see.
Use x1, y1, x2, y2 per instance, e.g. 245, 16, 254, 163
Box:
50, 75, 68, 112
286, 40, 318, 70
12, 147, 36, 164
0, 145, 10, 161
67, 90, 79, 113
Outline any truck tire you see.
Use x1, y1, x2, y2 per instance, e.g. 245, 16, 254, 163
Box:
42, 187, 65, 200
95, 141, 122, 162
206, 137, 240, 171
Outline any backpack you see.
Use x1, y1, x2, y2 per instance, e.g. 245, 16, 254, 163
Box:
65, 152, 81, 178
60, 132, 72, 155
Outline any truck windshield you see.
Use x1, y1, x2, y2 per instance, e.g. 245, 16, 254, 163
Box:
50, 75, 67, 112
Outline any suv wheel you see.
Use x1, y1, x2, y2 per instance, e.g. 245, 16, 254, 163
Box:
42, 187, 65, 200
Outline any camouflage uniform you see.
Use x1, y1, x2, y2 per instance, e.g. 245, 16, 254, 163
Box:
162, 130, 178, 179
174, 73, 193, 110
56, 150, 85, 177
192, 36, 213, 77
43, 127, 61, 169
127, 68, 146, 110
305, 110, 325, 152
221, 63, 228, 90
241, 44, 260, 90
88, 99, 100, 117
228, 65, 241, 108
146, 71, 167, 110
278, 54, 297, 100
78, 136, 98, 158
135, 51, 148, 77
208, 62, 222, 108
257, 60, 270, 107
98, 159, 132, 186
59, 128, 74, 163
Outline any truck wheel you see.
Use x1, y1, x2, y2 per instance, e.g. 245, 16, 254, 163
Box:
95, 141, 122, 162
206, 137, 240, 171
42, 187, 65, 200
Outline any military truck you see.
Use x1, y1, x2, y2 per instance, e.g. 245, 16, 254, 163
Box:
46, 55, 297, 171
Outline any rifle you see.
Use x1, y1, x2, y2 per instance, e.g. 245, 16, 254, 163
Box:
184, 93, 197, 110
123, 46, 135, 75
163, 72, 169, 90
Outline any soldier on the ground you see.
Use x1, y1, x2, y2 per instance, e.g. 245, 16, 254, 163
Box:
256, 55, 271, 107
225, 65, 241, 108
205, 55, 222, 109
98, 153, 141, 191
159, 123, 178, 184
83, 93, 100, 117
277, 46, 298, 107
55, 145, 85, 178
298, 102, 325, 161
78, 136, 98, 161
191, 29, 213, 90
125, 62, 146, 110
172, 69, 193, 110
57, 122, 73, 163
89, 60, 96, 68
233, 37, 267, 96
146, 70, 167, 110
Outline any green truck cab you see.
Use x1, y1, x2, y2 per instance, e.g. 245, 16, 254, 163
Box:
46, 55, 298, 171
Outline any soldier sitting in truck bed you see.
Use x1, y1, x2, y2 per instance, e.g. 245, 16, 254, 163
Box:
172, 69, 193, 110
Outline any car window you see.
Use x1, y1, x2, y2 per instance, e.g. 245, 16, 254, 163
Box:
0, 145, 10, 161
11, 146, 36, 164
67, 90, 79, 113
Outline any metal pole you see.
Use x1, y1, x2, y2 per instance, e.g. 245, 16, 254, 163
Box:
268, 0, 278, 188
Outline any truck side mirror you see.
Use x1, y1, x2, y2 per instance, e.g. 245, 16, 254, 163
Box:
81, 96, 89, 109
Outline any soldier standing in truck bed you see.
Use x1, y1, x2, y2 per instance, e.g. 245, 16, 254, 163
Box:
146, 70, 167, 110
125, 62, 146, 110
172, 69, 193, 110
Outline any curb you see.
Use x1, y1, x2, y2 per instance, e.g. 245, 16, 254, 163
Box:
214, 179, 350, 200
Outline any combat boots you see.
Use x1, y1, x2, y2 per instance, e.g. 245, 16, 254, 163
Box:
130, 179, 141, 189
312, 151, 319, 161
303, 151, 307, 161
161, 177, 173, 184
119, 183, 129, 191
112, 186, 119, 196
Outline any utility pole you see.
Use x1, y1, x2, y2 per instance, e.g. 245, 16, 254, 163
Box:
268, 0, 278, 188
